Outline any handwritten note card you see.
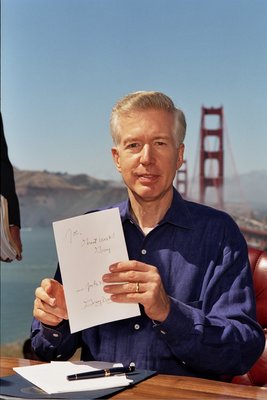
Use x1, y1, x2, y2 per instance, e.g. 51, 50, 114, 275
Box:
53, 208, 140, 333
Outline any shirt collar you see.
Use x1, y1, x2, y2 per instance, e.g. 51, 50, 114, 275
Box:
118, 187, 194, 230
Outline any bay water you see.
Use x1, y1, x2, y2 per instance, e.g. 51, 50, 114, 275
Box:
0, 227, 58, 346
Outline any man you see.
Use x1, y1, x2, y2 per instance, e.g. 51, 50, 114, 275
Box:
31, 91, 265, 379
1, 113, 22, 261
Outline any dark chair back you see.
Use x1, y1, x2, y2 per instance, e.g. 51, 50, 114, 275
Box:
231, 247, 267, 386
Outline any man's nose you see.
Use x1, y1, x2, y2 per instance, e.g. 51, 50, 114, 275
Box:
140, 144, 154, 164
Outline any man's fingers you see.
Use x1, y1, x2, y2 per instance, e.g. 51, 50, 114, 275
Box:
109, 260, 151, 272
104, 282, 146, 294
103, 271, 140, 284
33, 306, 63, 326
42, 278, 58, 295
35, 285, 56, 307
34, 278, 68, 326
34, 296, 68, 321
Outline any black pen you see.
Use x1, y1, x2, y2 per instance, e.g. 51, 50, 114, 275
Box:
67, 362, 135, 381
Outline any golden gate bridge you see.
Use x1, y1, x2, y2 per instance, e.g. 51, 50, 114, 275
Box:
175, 106, 267, 250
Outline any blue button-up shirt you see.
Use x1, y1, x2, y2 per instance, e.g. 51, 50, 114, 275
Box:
31, 189, 265, 379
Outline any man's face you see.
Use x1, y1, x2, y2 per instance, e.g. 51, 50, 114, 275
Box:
112, 108, 184, 202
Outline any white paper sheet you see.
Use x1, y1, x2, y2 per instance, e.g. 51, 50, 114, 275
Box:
14, 361, 132, 394
53, 208, 140, 333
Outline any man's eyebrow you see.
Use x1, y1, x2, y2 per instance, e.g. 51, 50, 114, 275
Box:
121, 135, 139, 143
153, 135, 171, 140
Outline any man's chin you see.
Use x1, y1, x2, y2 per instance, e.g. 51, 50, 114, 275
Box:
129, 186, 162, 202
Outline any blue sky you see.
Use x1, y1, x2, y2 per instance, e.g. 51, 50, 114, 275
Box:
1, 0, 267, 182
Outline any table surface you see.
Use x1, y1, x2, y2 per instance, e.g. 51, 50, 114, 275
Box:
1, 357, 266, 400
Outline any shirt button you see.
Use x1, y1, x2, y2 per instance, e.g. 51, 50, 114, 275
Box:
53, 333, 59, 338
141, 249, 146, 255
160, 330, 166, 335
134, 323, 141, 330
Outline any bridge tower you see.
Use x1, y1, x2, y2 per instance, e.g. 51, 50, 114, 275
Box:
175, 160, 187, 198
199, 106, 224, 208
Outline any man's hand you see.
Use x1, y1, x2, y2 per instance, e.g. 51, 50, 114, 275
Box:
103, 261, 170, 322
33, 279, 68, 326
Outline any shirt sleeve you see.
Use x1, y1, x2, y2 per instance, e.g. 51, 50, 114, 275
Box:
31, 266, 82, 361
152, 227, 265, 376
31, 318, 81, 361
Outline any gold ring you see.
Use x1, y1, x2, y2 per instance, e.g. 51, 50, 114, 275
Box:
135, 282, 140, 293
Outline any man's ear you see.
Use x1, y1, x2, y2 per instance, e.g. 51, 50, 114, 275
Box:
176, 143, 185, 170
111, 147, 122, 173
